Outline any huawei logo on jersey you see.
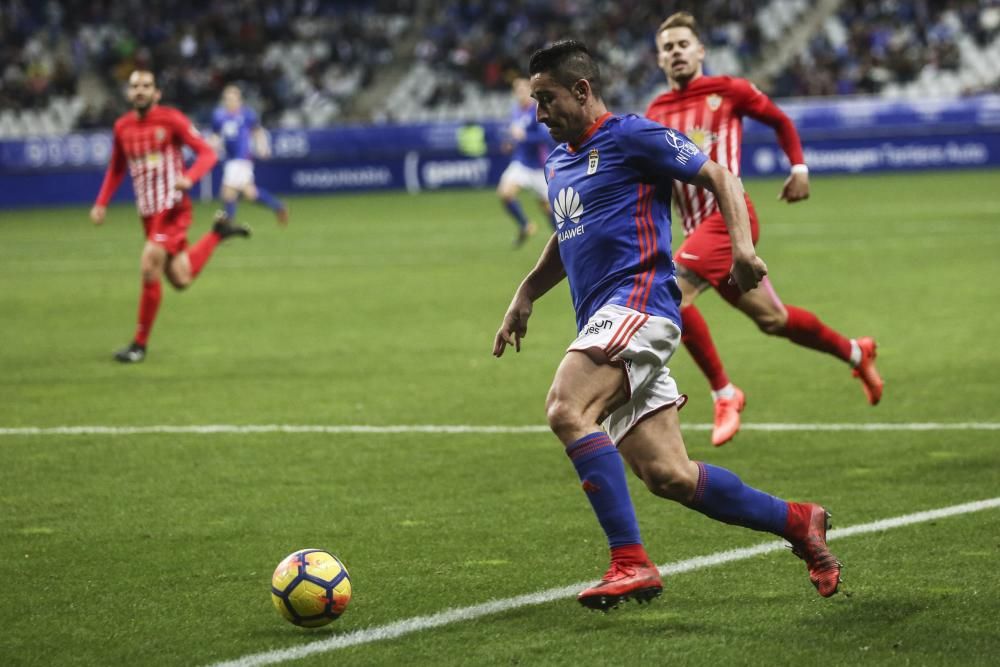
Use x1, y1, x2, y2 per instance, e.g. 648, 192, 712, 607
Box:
553, 186, 584, 230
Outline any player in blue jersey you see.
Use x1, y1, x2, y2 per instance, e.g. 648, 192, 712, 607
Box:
493, 41, 842, 611
497, 77, 555, 247
210, 85, 289, 226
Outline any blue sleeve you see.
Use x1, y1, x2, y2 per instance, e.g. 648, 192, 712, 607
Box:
617, 116, 708, 183
211, 109, 222, 133
246, 108, 260, 128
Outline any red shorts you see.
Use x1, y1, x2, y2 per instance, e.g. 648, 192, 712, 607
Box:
675, 197, 761, 305
142, 199, 193, 255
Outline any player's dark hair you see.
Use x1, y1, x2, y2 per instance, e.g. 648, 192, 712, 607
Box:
658, 12, 700, 40
528, 40, 602, 100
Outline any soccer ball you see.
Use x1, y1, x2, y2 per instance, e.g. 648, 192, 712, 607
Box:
271, 549, 352, 627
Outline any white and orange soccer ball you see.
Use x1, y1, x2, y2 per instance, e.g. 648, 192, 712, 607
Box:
270, 549, 352, 627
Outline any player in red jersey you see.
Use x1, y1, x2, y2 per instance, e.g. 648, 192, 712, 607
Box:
90, 70, 250, 363
646, 13, 883, 446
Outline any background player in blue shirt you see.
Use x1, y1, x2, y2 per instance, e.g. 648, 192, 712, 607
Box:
497, 77, 555, 247
493, 41, 842, 611
210, 85, 289, 226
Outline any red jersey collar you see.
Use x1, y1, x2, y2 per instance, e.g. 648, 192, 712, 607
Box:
568, 112, 612, 153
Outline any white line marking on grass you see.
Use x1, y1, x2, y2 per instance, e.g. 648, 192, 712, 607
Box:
1, 422, 999, 437
207, 497, 1000, 667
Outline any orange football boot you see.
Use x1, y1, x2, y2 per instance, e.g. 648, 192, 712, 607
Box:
852, 337, 883, 405
711, 386, 746, 447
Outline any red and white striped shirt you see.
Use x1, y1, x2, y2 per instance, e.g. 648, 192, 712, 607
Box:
645, 75, 804, 234
95, 105, 216, 218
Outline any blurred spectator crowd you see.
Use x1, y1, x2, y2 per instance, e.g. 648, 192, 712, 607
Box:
403, 0, 769, 120
1, 0, 998, 136
0, 0, 413, 133
774, 0, 1000, 97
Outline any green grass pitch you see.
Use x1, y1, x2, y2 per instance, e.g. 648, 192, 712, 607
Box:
1, 170, 999, 665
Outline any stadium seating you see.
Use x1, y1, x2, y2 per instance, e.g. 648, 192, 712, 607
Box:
0, 0, 998, 137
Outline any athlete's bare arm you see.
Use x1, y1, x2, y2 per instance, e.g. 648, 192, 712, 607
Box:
494, 233, 566, 356
689, 159, 767, 292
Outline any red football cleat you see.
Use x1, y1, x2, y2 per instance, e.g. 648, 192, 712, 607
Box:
788, 504, 842, 598
577, 560, 663, 611
852, 337, 883, 405
711, 387, 746, 447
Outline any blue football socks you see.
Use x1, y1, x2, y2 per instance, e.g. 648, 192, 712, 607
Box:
566, 432, 642, 548
256, 187, 284, 212
688, 462, 788, 535
224, 200, 237, 219
503, 199, 529, 230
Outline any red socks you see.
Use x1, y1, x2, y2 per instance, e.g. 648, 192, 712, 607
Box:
780, 305, 852, 362
611, 543, 651, 565
186, 230, 221, 278
134, 280, 162, 346
681, 305, 730, 391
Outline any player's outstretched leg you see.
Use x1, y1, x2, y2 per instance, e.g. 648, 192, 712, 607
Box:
254, 187, 289, 225
737, 285, 884, 405
620, 407, 842, 598
546, 352, 661, 611
164, 212, 251, 292
680, 304, 744, 446
687, 462, 842, 597
773, 305, 883, 405
566, 433, 663, 611
499, 197, 535, 247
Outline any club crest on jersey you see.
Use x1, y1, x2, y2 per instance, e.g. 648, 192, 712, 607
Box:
587, 148, 599, 175
706, 94, 723, 111
155, 127, 166, 142
687, 126, 719, 151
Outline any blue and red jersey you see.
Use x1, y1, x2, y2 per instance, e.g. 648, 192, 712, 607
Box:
545, 112, 708, 331
211, 106, 259, 161
509, 101, 553, 169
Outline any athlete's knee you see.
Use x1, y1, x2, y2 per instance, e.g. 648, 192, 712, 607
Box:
635, 459, 697, 501
754, 308, 788, 335
545, 394, 584, 443
140, 253, 165, 282
164, 262, 192, 290
676, 275, 703, 308
140, 266, 160, 283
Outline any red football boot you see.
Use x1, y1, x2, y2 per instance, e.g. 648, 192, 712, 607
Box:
577, 560, 662, 611
852, 337, 883, 405
788, 504, 842, 597
711, 386, 746, 447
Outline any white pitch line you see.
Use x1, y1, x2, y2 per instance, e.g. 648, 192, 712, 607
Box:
1, 422, 999, 437
208, 496, 1000, 667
